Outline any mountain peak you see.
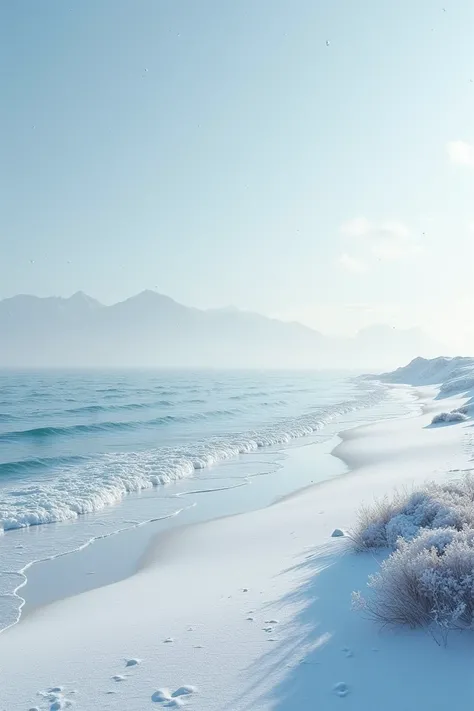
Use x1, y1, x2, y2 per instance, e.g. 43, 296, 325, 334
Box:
111, 290, 190, 315
135, 289, 168, 299
0, 289, 446, 368
122, 290, 178, 305
68, 291, 102, 308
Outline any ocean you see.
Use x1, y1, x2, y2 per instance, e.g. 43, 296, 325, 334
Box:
0, 369, 414, 632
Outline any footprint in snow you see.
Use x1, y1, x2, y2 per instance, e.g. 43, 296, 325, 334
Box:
50, 702, 68, 711
152, 688, 172, 702
342, 647, 353, 658
263, 626, 273, 633
152, 686, 197, 704
164, 637, 174, 643
125, 658, 141, 667
172, 686, 198, 697
265, 619, 279, 624
37, 686, 75, 711
112, 674, 126, 682
333, 682, 350, 697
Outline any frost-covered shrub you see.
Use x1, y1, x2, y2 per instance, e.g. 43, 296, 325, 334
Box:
385, 513, 419, 548
431, 410, 468, 425
351, 475, 474, 550
352, 475, 474, 641
351, 490, 409, 549
353, 528, 474, 638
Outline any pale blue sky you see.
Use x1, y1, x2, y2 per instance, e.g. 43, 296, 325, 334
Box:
1, 1, 473, 347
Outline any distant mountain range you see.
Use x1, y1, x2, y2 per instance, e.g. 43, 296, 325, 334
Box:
0, 291, 444, 369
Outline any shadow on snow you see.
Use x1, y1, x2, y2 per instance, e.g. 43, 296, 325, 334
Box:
228, 539, 474, 710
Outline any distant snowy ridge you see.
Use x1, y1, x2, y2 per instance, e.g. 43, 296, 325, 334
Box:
379, 356, 474, 392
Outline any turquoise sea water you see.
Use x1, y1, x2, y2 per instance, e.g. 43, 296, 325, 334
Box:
0, 370, 412, 630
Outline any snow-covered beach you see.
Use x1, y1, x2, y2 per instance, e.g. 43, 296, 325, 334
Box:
4, 0, 473, 704
2, 358, 474, 710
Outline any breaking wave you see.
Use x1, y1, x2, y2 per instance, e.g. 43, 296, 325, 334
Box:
0, 387, 384, 533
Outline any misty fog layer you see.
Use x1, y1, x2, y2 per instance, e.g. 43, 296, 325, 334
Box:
0, 291, 442, 369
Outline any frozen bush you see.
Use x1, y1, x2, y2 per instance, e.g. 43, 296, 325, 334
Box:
351, 475, 474, 550
431, 410, 468, 425
385, 514, 419, 547
351, 490, 409, 549
353, 528, 474, 639
352, 475, 474, 641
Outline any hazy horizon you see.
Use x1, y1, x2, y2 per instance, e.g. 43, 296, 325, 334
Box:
0, 287, 446, 370
0, 286, 447, 336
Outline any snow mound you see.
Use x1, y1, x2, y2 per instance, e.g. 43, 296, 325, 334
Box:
431, 410, 468, 425
440, 372, 474, 395
380, 356, 474, 386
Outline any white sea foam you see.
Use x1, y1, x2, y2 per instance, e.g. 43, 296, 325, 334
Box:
0, 388, 384, 533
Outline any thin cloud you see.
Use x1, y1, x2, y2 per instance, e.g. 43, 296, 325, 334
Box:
338, 217, 421, 269
338, 252, 368, 273
446, 140, 474, 167
340, 217, 371, 238
370, 222, 421, 260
